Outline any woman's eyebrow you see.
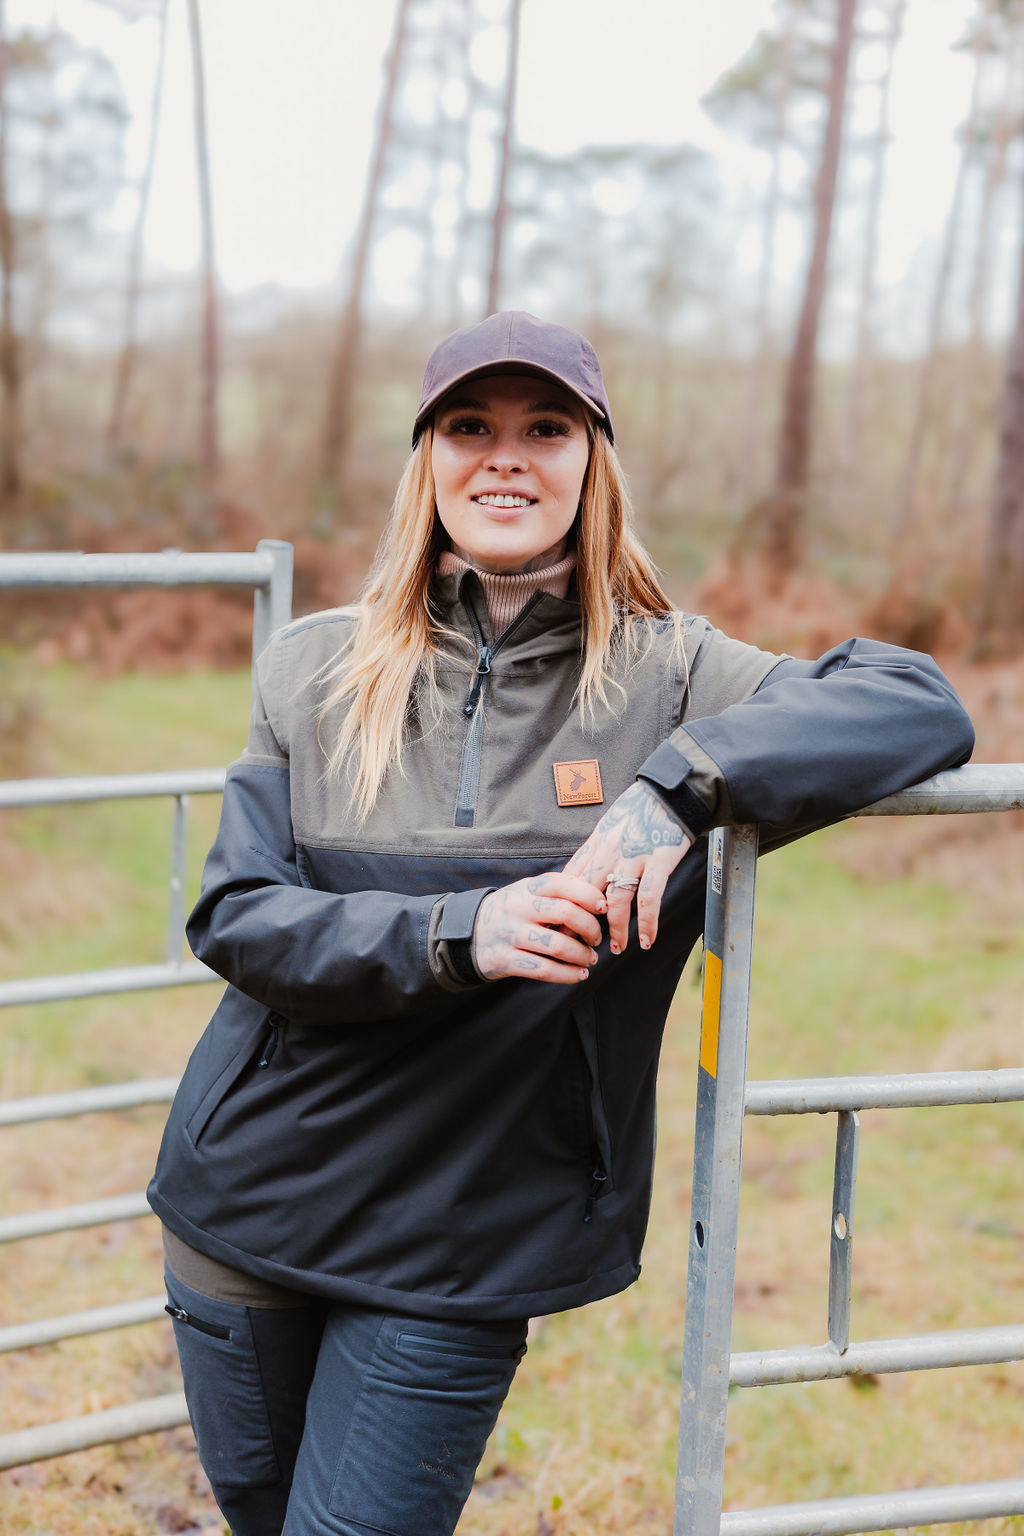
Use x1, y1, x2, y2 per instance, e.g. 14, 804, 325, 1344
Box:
524, 399, 576, 416
438, 394, 487, 412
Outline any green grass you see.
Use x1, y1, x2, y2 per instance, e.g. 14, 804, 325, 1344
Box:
0, 658, 1021, 1535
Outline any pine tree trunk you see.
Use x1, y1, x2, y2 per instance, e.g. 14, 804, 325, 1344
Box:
945, 15, 1020, 512
319, 0, 412, 507
738, 0, 795, 496
976, 168, 1024, 655
0, 0, 22, 513
841, 0, 904, 468
766, 0, 858, 576
485, 0, 522, 316
187, 0, 220, 494
108, 0, 169, 463
894, 7, 989, 542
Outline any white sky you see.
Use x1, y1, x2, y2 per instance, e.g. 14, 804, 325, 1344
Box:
14, 0, 986, 347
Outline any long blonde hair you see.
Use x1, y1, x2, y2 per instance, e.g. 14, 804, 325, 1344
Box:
318, 423, 679, 819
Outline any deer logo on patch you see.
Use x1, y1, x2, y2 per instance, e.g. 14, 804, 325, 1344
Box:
553, 759, 603, 807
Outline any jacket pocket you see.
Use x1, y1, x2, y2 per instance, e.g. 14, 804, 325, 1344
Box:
185, 1011, 285, 1147
570, 998, 614, 1216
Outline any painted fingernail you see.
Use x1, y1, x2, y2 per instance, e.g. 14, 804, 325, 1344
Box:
640, 936, 651, 950
609, 941, 620, 955
579, 968, 589, 980
590, 950, 599, 964
596, 900, 607, 914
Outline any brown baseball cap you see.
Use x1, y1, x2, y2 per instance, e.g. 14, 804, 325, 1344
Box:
412, 310, 614, 445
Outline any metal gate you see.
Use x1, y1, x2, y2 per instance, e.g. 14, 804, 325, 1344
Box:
675, 765, 1024, 1535
0, 542, 292, 1469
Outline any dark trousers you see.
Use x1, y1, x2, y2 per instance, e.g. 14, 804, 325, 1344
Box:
165, 1268, 528, 1536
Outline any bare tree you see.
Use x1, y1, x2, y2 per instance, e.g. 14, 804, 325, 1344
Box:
187, 0, 219, 492
759, 0, 858, 578
319, 0, 412, 507
107, 0, 169, 462
893, 2, 991, 542
976, 159, 1024, 654
945, 3, 1024, 513
485, 0, 522, 316
0, 0, 21, 512
841, 0, 905, 468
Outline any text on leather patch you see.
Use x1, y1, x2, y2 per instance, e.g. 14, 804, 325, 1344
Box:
553, 759, 604, 807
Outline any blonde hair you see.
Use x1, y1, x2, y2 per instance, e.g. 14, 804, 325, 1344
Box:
318, 422, 680, 820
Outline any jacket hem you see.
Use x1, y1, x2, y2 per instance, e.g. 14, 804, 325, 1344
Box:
148, 1188, 641, 1321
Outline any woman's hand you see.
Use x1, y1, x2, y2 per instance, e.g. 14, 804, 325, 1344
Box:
472, 872, 606, 984
563, 781, 692, 955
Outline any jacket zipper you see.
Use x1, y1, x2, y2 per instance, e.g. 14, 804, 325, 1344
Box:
583, 1158, 608, 1223
453, 593, 544, 829
258, 1012, 286, 1068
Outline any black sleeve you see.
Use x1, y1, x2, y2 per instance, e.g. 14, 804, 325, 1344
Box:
636, 637, 975, 832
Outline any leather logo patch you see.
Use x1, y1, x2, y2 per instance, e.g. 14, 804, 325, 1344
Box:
553, 759, 603, 807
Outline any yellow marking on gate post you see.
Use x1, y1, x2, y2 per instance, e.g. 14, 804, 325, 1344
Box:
700, 949, 722, 1078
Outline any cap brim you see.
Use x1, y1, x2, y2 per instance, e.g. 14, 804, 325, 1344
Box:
412, 360, 609, 445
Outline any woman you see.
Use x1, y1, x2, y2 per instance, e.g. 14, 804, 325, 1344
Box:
149, 311, 973, 1536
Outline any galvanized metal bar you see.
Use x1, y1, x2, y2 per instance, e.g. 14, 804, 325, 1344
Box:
0, 1392, 190, 1470
718, 1479, 1024, 1536
858, 762, 1024, 815
674, 824, 760, 1536
0, 1296, 168, 1354
0, 767, 225, 808
167, 794, 188, 964
827, 1111, 858, 1352
0, 1193, 153, 1244
0, 1078, 179, 1126
251, 536, 294, 661
730, 1323, 1024, 1386
0, 551, 274, 588
744, 1068, 1024, 1115
0, 959, 219, 1009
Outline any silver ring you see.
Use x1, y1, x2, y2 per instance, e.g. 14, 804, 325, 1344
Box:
606, 874, 640, 891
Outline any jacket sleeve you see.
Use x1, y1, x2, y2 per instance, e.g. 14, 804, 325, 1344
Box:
185, 651, 488, 1029
636, 636, 975, 837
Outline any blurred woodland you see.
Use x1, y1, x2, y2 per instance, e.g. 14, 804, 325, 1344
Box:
3, 0, 1024, 667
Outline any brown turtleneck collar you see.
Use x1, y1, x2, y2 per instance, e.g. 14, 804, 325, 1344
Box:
438, 549, 577, 636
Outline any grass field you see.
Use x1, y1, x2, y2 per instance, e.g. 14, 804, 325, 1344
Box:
0, 659, 1021, 1536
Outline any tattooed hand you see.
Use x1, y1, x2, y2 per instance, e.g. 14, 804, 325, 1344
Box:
472, 871, 606, 985
563, 781, 692, 955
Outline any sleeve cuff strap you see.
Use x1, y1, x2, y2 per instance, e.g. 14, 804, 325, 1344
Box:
636, 742, 714, 838
438, 887, 494, 986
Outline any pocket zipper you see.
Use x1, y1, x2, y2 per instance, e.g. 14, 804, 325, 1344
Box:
164, 1304, 231, 1340
258, 1012, 286, 1068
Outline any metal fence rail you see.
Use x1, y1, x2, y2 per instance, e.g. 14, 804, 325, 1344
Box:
674, 765, 1024, 1536
0, 545, 292, 1467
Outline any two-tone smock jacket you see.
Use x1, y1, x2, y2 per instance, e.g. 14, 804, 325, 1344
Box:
148, 567, 974, 1320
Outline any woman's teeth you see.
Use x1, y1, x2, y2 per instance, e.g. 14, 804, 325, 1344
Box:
473, 494, 534, 507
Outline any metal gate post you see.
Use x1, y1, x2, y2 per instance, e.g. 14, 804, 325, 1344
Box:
675, 823, 760, 1536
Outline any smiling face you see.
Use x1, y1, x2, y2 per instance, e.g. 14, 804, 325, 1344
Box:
430, 373, 592, 574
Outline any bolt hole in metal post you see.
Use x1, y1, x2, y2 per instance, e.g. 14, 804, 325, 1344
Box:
833, 1212, 847, 1240
695, 1220, 705, 1249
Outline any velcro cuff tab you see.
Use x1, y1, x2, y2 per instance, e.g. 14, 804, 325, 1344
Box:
438, 887, 493, 942
637, 743, 714, 838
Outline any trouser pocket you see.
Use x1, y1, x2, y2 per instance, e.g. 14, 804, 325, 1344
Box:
165, 1268, 281, 1491
325, 1313, 528, 1535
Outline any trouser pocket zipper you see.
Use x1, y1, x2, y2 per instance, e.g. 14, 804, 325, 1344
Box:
165, 1304, 231, 1340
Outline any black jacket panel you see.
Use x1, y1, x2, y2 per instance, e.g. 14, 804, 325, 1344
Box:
149, 581, 974, 1319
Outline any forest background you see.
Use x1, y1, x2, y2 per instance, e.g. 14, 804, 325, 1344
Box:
0, 1, 1023, 1534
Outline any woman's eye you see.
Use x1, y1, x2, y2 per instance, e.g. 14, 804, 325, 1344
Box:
445, 416, 488, 435
529, 419, 571, 438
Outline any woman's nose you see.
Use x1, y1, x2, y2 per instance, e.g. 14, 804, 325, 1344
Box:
487, 432, 528, 472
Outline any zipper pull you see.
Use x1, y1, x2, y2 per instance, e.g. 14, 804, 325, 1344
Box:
583, 1162, 608, 1223
258, 1015, 283, 1068
462, 646, 493, 716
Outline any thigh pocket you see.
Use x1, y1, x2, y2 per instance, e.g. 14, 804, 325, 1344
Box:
328, 1317, 527, 1536
165, 1271, 281, 1490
